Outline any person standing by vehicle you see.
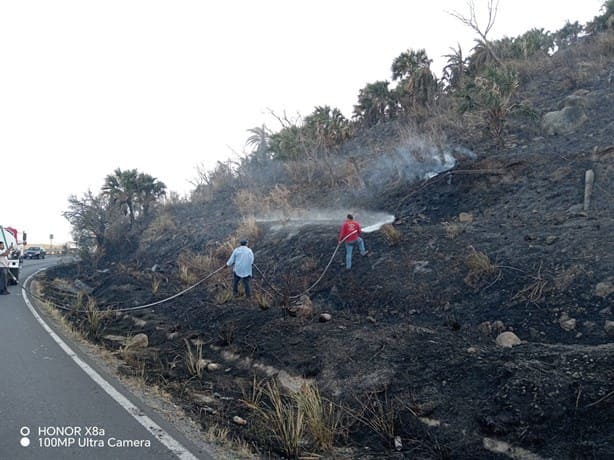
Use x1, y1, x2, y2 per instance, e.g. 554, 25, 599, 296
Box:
226, 239, 254, 298
338, 214, 368, 270
0, 241, 12, 294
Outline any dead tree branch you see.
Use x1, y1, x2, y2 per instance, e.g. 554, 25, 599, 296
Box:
448, 0, 504, 67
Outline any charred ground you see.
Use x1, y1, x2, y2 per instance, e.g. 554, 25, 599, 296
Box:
38, 32, 614, 459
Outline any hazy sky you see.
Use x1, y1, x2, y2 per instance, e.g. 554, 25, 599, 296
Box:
0, 0, 604, 244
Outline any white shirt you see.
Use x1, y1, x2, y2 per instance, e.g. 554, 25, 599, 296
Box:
226, 246, 254, 278
0, 252, 8, 268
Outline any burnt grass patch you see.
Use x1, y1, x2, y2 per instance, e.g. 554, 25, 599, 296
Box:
38, 37, 614, 459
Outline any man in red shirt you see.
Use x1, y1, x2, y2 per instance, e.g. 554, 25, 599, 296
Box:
338, 214, 368, 269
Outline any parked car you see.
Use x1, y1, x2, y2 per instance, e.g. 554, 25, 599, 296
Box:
24, 246, 46, 259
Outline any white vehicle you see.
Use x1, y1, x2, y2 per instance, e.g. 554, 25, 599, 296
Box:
0, 226, 23, 284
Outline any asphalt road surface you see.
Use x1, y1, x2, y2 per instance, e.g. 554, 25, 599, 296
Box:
0, 257, 215, 460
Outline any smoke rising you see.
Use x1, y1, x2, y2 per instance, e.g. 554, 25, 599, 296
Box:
252, 130, 474, 236
362, 134, 476, 187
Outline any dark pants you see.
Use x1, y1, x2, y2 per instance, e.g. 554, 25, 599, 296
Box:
233, 273, 251, 298
0, 268, 8, 293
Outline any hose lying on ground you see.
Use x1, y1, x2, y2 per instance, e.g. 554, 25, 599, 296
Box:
19, 229, 358, 313
13, 263, 226, 314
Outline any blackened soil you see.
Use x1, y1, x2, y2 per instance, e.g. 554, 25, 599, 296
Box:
39, 35, 614, 459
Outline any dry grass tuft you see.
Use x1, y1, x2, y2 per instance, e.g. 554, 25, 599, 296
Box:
465, 247, 496, 273
254, 380, 305, 458
215, 287, 234, 305
381, 224, 402, 245
177, 260, 197, 285
295, 383, 347, 452
254, 291, 272, 310
214, 237, 239, 260
151, 273, 162, 295
442, 221, 466, 239
140, 212, 178, 244
464, 246, 500, 289
598, 31, 614, 56
83, 297, 108, 339
340, 157, 366, 189
176, 250, 221, 286
184, 338, 205, 378
218, 322, 236, 346
242, 378, 346, 455
204, 424, 254, 457
236, 216, 263, 242
351, 391, 398, 446
513, 263, 549, 305
233, 189, 263, 216
264, 184, 292, 216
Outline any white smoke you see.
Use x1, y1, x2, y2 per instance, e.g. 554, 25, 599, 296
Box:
256, 209, 394, 234
255, 134, 473, 236
363, 135, 475, 187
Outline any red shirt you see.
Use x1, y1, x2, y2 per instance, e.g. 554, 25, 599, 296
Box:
338, 219, 361, 243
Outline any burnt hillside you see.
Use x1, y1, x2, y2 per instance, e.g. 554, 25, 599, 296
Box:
41, 28, 614, 459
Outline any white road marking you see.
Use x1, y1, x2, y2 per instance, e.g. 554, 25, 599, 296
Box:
21, 269, 200, 460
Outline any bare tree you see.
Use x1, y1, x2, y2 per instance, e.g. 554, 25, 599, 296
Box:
449, 0, 504, 67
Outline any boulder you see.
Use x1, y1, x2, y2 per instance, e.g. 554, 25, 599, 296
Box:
196, 359, 209, 373
287, 295, 313, 318
595, 280, 614, 298
232, 416, 247, 426
605, 321, 614, 336
206, 362, 221, 371
319, 313, 332, 322
560, 318, 577, 332
495, 331, 521, 348
542, 105, 588, 135
125, 333, 148, 349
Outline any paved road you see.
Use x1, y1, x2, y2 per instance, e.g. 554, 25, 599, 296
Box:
0, 257, 214, 459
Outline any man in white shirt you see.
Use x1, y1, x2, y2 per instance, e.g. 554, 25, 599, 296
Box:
226, 239, 254, 298
0, 241, 12, 295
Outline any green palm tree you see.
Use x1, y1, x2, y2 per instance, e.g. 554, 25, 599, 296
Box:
135, 173, 166, 218
554, 21, 583, 49
103, 168, 139, 226
511, 28, 553, 59
353, 81, 393, 127
391, 49, 438, 112
304, 106, 351, 148
246, 125, 271, 160
443, 44, 468, 91
586, 0, 614, 34
269, 124, 304, 161
391, 49, 431, 81
102, 169, 165, 227
467, 40, 495, 75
